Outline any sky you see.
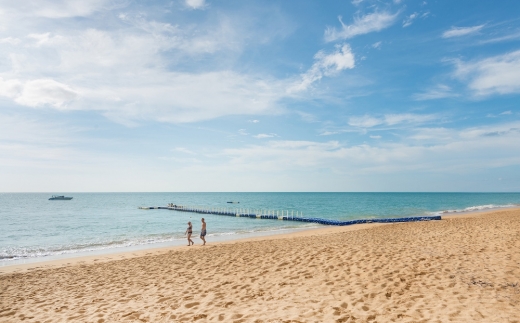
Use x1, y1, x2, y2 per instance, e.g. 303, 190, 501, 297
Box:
1, 0, 520, 192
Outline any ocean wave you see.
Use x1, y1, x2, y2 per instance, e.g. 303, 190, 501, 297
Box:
431, 203, 518, 215
0, 236, 179, 261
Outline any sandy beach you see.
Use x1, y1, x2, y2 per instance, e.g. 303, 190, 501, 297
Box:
1, 209, 519, 322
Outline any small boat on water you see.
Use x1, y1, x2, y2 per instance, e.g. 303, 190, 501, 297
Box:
227, 201, 239, 204
49, 195, 73, 200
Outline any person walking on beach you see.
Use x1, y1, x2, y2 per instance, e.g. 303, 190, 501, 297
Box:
185, 221, 194, 246
200, 218, 207, 246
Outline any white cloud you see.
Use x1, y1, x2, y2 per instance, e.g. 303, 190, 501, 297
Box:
0, 0, 112, 19
348, 115, 383, 128
185, 0, 206, 10
118, 13, 243, 55
0, 77, 22, 98
408, 127, 453, 141
384, 113, 436, 125
98, 71, 285, 123
0, 12, 294, 123
0, 37, 20, 45
413, 84, 458, 100
324, 11, 399, 42
27, 33, 65, 47
459, 122, 520, 139
348, 113, 437, 128
500, 111, 512, 115
217, 121, 520, 176
289, 44, 355, 92
172, 147, 197, 155
296, 111, 318, 123
254, 133, 277, 139
249, 119, 260, 123
372, 41, 382, 49
402, 12, 417, 28
370, 135, 381, 139
453, 50, 520, 96
0, 2, 337, 126
351, 0, 364, 5
0, 77, 77, 109
442, 25, 484, 38
223, 141, 344, 170
319, 131, 340, 136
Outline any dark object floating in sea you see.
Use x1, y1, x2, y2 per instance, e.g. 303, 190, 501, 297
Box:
49, 195, 73, 200
227, 201, 239, 204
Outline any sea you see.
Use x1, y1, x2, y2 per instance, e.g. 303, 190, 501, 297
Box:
1, 192, 519, 266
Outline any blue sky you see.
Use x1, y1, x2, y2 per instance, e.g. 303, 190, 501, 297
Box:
1, 0, 520, 192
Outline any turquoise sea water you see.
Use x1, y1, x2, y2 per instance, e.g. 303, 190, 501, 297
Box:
1, 192, 519, 264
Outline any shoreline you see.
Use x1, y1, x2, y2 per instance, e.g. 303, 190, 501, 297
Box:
2, 206, 518, 274
0, 222, 386, 274
0, 225, 320, 271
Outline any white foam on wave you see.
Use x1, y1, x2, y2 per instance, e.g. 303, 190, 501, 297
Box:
429, 203, 518, 216
0, 236, 182, 260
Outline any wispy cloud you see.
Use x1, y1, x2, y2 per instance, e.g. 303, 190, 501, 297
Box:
253, 133, 277, 139
413, 84, 458, 101
324, 11, 399, 42
487, 110, 514, 118
442, 25, 484, 38
3, 0, 114, 19
453, 50, 520, 96
172, 147, 197, 155
319, 131, 341, 136
478, 31, 520, 45
348, 115, 382, 128
185, 0, 206, 10
288, 44, 355, 92
402, 12, 418, 28
221, 121, 520, 175
348, 113, 437, 128
372, 41, 382, 49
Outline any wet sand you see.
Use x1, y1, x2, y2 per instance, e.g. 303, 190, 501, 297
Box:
1, 208, 519, 322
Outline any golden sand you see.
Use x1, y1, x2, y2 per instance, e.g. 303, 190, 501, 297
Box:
1, 209, 519, 322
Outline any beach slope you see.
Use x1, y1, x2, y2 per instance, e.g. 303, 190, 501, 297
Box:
1, 209, 519, 322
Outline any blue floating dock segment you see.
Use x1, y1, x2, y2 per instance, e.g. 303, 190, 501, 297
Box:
144, 205, 442, 227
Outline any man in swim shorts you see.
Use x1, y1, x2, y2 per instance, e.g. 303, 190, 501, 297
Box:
200, 218, 207, 245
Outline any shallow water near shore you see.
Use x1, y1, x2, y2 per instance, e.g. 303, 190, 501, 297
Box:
1, 192, 519, 265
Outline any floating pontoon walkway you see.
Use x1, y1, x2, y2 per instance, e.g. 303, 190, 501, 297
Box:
139, 205, 442, 226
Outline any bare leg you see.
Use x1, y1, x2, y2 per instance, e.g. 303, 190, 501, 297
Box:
201, 235, 206, 246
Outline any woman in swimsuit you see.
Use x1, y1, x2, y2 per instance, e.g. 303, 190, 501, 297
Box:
185, 221, 194, 246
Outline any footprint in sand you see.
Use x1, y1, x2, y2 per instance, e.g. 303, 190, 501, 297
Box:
184, 302, 200, 309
